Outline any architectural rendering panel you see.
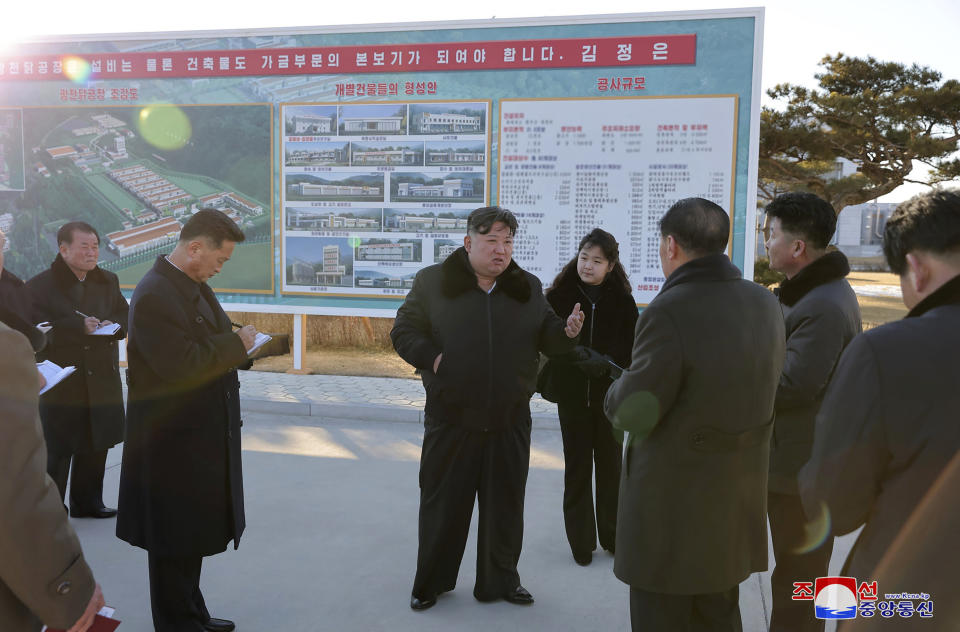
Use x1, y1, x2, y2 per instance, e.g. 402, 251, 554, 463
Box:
409, 103, 487, 135
3, 105, 272, 293
285, 172, 384, 202
338, 104, 408, 136
285, 235, 354, 289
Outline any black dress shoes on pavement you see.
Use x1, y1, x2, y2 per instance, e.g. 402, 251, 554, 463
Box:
410, 594, 437, 611
69, 505, 117, 519
204, 618, 235, 632
504, 585, 534, 605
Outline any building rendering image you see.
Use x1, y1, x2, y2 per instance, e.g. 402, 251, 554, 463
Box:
286, 208, 381, 230
416, 112, 482, 134
295, 182, 381, 197
285, 143, 349, 166
290, 113, 333, 134
397, 178, 473, 198
426, 148, 485, 165
355, 240, 418, 262
351, 147, 422, 166
316, 244, 347, 285
342, 116, 404, 134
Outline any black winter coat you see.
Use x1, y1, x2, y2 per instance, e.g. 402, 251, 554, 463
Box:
391, 247, 577, 431
801, 273, 960, 592
544, 272, 638, 408
27, 256, 127, 454
604, 254, 785, 594
116, 256, 248, 556
0, 268, 46, 352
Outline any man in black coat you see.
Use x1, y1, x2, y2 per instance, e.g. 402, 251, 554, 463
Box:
391, 206, 584, 611
0, 227, 47, 352
604, 198, 785, 632
27, 222, 128, 518
762, 193, 861, 632
801, 190, 960, 630
116, 209, 258, 632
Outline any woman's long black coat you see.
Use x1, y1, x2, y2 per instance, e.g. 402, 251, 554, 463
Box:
27, 255, 128, 454
544, 272, 638, 408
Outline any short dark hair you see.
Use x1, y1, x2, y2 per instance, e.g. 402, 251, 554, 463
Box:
180, 208, 246, 248
57, 221, 100, 246
883, 190, 960, 275
467, 206, 518, 236
659, 198, 730, 257
764, 192, 836, 250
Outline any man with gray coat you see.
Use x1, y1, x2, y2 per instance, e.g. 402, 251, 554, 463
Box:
762, 193, 861, 631
801, 190, 960, 630
605, 198, 785, 631
0, 322, 105, 632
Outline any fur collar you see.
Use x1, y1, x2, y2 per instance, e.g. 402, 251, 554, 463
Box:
659, 253, 742, 295
51, 253, 108, 290
775, 251, 850, 307
440, 247, 531, 302
907, 272, 960, 318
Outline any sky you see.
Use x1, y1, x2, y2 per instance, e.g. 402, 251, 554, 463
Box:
2, 0, 958, 201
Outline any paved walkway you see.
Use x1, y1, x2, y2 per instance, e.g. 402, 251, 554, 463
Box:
234, 369, 561, 425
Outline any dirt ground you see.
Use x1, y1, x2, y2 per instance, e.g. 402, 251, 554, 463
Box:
249, 272, 908, 376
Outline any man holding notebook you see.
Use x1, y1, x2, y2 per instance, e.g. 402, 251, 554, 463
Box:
117, 209, 257, 632
27, 221, 129, 518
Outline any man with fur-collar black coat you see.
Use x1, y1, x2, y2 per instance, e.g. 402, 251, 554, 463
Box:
27, 222, 128, 518
762, 193, 861, 631
391, 207, 584, 612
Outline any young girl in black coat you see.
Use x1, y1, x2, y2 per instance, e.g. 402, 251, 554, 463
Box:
543, 228, 638, 566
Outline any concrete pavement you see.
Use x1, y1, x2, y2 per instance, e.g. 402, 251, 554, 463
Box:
76, 371, 858, 630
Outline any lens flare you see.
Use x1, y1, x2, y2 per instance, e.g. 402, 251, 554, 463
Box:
137, 105, 192, 151
62, 56, 92, 83
793, 501, 832, 554
348, 237, 362, 248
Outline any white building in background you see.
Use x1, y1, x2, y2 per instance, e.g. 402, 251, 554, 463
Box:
106, 217, 181, 257
437, 243, 458, 260
291, 114, 333, 134
351, 148, 420, 165
397, 178, 474, 198
342, 116, 403, 133
417, 112, 481, 133
316, 244, 346, 285
295, 182, 380, 197
356, 241, 415, 262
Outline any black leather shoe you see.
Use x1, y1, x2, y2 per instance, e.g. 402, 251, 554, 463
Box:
410, 594, 437, 611
573, 551, 593, 566
504, 585, 534, 605
204, 618, 235, 632
69, 506, 117, 519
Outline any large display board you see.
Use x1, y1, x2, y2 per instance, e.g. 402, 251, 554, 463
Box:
0, 9, 763, 314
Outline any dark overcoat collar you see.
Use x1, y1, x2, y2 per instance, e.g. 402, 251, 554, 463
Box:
658, 253, 742, 296
440, 246, 531, 303
51, 253, 108, 290
775, 251, 851, 306
152, 254, 202, 303
906, 272, 960, 318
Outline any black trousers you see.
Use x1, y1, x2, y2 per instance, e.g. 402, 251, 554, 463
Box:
148, 552, 211, 632
412, 415, 531, 601
768, 492, 832, 632
47, 447, 109, 511
557, 401, 622, 558
630, 585, 742, 632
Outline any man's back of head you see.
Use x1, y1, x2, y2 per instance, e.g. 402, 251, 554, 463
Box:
659, 197, 730, 258
884, 189, 960, 309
